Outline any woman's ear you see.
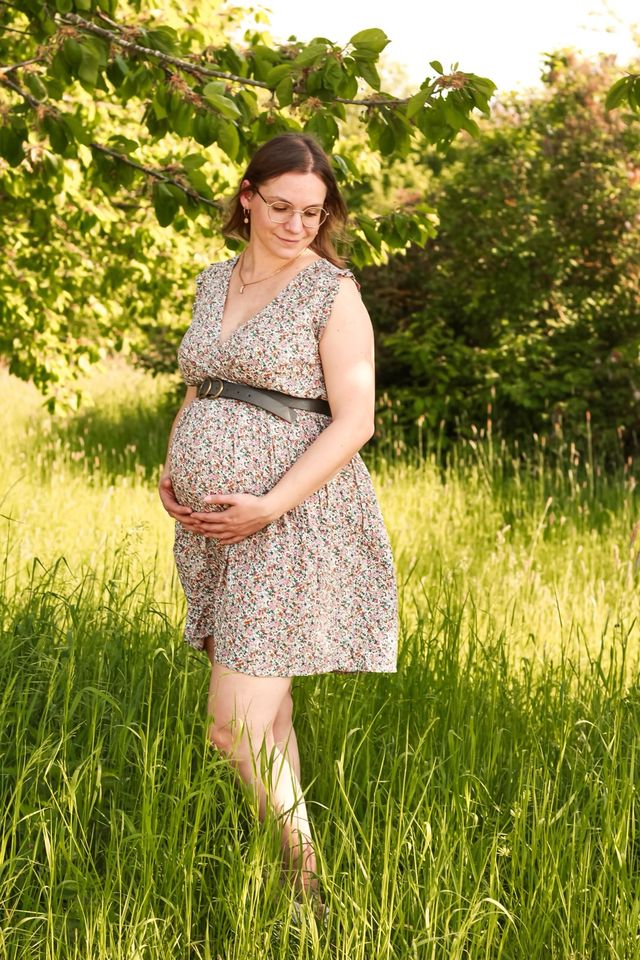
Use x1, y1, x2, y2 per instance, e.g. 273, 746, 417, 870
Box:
239, 179, 254, 205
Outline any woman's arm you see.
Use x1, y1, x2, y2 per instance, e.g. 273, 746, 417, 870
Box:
158, 385, 201, 527
194, 277, 376, 544
263, 276, 374, 514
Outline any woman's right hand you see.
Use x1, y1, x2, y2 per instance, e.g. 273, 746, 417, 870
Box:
158, 475, 202, 531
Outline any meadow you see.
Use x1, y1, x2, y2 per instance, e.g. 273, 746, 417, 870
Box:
1, 363, 639, 960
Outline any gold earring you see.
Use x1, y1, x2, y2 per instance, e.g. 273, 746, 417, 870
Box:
243, 209, 249, 224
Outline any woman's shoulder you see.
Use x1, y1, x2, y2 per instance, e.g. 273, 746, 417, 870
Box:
195, 256, 238, 287
311, 257, 361, 290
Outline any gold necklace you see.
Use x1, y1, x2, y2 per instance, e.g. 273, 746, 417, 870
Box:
238, 249, 306, 294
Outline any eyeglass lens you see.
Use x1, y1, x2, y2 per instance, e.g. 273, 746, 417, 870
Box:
269, 203, 327, 226
254, 188, 327, 226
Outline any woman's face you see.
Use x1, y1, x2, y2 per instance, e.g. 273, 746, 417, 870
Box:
241, 171, 327, 260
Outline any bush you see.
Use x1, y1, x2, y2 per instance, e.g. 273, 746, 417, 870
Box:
365, 52, 640, 460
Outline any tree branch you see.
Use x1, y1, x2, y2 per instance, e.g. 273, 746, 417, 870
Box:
0, 73, 223, 210
0, 56, 46, 74
59, 12, 416, 109
0, 70, 39, 107
0, 24, 32, 36
89, 143, 223, 209
59, 12, 271, 89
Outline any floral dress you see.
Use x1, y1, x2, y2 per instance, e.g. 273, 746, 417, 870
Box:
169, 255, 398, 677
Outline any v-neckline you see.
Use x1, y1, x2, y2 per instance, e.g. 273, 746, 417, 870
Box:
215, 255, 322, 348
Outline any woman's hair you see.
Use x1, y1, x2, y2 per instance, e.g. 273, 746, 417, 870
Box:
222, 133, 348, 267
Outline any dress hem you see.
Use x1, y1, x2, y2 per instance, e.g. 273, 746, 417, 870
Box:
183, 634, 397, 676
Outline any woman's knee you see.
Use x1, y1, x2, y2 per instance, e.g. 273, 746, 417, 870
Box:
208, 715, 267, 756
206, 665, 290, 753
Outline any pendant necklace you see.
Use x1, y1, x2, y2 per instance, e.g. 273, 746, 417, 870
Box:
238, 249, 306, 294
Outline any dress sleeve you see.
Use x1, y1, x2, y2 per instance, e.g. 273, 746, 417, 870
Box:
313, 267, 361, 339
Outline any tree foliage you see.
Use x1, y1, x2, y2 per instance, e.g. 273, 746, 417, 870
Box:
0, 0, 494, 404
364, 52, 640, 456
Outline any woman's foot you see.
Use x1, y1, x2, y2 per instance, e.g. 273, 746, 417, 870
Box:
282, 835, 320, 896
291, 889, 329, 926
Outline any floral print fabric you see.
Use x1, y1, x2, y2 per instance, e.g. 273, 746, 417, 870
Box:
169, 255, 398, 676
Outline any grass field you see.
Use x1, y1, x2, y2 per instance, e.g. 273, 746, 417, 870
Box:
1, 363, 639, 959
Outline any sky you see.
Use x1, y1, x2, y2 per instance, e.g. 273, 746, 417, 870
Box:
239, 0, 639, 94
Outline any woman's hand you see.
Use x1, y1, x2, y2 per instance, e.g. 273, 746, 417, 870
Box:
190, 492, 276, 544
158, 475, 203, 532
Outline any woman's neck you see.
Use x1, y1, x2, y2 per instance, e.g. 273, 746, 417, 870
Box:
240, 242, 314, 278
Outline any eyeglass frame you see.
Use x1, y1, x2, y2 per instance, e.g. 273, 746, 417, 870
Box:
251, 185, 329, 228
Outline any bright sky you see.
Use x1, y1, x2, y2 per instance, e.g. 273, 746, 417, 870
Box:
241, 0, 639, 93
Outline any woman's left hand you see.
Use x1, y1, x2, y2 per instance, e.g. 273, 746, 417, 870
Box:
190, 493, 275, 544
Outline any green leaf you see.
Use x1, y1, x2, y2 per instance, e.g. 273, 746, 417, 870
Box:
275, 77, 294, 108
430, 60, 444, 75
171, 101, 193, 138
151, 93, 168, 120
265, 64, 294, 86
218, 120, 240, 160
78, 48, 100, 89
359, 217, 382, 251
304, 112, 339, 149
379, 123, 395, 156
459, 114, 480, 137
0, 126, 25, 167
107, 135, 139, 154
193, 112, 219, 147
50, 51, 72, 84
349, 28, 389, 54
323, 57, 344, 93
152, 182, 179, 227
332, 154, 350, 178
443, 102, 464, 132
347, 47, 378, 63
202, 86, 241, 120
82, 36, 109, 68
604, 77, 628, 111
406, 88, 430, 119
181, 153, 207, 171
55, 0, 73, 11
201, 80, 225, 96
354, 58, 380, 91
145, 27, 178, 53
62, 38, 83, 70
236, 89, 259, 120
185, 169, 214, 200
337, 71, 359, 100
293, 43, 329, 67
62, 113, 92, 146
471, 91, 491, 115
24, 73, 48, 101
43, 115, 68, 155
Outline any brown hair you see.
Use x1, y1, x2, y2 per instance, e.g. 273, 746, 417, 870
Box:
222, 133, 348, 267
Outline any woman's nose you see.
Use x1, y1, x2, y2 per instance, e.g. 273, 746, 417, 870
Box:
285, 211, 304, 231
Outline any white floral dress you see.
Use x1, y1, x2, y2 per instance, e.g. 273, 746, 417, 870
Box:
169, 255, 398, 677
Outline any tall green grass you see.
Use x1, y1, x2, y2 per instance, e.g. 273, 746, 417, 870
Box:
1, 364, 639, 959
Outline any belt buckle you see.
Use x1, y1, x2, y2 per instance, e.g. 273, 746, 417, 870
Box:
198, 377, 224, 399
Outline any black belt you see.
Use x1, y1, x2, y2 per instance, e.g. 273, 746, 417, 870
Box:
195, 378, 331, 424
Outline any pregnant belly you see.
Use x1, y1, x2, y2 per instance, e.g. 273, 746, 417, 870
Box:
168, 400, 287, 512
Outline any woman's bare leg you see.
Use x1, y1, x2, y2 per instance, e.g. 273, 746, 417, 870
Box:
272, 687, 301, 783
272, 689, 319, 890
203, 638, 321, 902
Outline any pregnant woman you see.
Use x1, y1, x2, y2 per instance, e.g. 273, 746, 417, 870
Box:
158, 133, 398, 922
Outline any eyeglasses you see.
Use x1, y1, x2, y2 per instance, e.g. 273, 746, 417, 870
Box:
253, 186, 329, 228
